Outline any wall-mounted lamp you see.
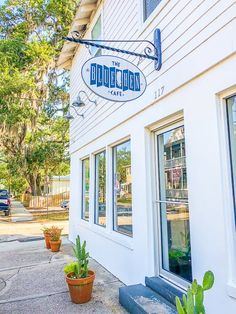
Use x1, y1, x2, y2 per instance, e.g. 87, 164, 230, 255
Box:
72, 90, 97, 108
65, 106, 84, 120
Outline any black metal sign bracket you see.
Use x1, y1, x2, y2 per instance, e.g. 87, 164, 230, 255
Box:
64, 28, 162, 71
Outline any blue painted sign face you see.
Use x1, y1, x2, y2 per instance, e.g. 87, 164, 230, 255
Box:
81, 55, 147, 102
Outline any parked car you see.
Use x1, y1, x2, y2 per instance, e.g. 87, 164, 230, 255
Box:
60, 200, 69, 210
0, 189, 11, 216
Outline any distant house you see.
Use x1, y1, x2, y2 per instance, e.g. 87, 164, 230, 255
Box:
48, 175, 70, 196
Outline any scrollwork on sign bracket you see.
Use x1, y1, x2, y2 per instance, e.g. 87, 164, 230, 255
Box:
71, 31, 81, 40
64, 28, 162, 71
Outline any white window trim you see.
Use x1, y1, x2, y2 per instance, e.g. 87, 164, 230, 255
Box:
81, 156, 91, 222
94, 150, 106, 227
79, 219, 134, 250
78, 136, 134, 249
138, 0, 170, 36
111, 138, 133, 238
217, 88, 236, 299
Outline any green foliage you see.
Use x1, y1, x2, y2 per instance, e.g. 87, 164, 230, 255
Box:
0, 0, 78, 195
169, 249, 186, 260
175, 271, 215, 314
0, 159, 28, 195
202, 271, 214, 291
64, 235, 90, 279
64, 262, 78, 275
41, 225, 51, 234
49, 226, 63, 241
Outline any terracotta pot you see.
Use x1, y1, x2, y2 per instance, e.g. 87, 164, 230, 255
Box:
43, 232, 51, 249
50, 239, 61, 252
66, 271, 95, 304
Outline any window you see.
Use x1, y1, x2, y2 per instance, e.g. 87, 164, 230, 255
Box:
227, 95, 236, 217
157, 126, 192, 283
95, 151, 106, 226
113, 140, 132, 236
91, 15, 102, 56
82, 158, 90, 221
143, 0, 162, 21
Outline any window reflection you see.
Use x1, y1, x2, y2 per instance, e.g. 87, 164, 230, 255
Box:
227, 95, 236, 217
143, 0, 162, 21
113, 140, 132, 236
91, 15, 102, 56
158, 126, 192, 282
95, 151, 106, 226
82, 158, 90, 221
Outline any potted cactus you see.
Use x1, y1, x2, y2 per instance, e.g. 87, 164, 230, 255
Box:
49, 226, 63, 252
175, 270, 214, 314
64, 235, 95, 304
41, 226, 52, 249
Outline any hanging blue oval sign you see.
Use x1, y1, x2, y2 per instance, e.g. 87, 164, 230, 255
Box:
81, 55, 147, 102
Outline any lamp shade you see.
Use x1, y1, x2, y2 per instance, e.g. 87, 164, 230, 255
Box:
65, 112, 74, 120
72, 95, 85, 107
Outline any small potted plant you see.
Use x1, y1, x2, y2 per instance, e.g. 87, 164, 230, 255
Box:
41, 226, 52, 249
64, 235, 95, 304
49, 226, 63, 252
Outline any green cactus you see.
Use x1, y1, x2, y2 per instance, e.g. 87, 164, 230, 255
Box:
175, 271, 214, 314
64, 235, 89, 278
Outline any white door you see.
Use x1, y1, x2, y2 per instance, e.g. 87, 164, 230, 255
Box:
155, 123, 192, 288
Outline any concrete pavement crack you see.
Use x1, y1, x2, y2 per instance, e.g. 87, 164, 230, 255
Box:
0, 258, 67, 272
5, 268, 21, 281
0, 290, 69, 304
48, 253, 55, 263
0, 278, 6, 292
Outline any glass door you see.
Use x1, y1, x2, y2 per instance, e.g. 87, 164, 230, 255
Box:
156, 125, 192, 286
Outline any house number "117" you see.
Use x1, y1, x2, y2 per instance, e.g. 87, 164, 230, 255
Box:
154, 86, 165, 99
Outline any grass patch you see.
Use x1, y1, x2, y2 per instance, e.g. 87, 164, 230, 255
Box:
32, 211, 69, 221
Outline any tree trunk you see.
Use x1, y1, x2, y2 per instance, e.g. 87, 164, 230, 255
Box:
27, 174, 42, 196
36, 175, 42, 196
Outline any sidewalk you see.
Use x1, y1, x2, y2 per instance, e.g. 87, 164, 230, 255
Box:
10, 201, 33, 222
0, 236, 127, 314
0, 220, 68, 242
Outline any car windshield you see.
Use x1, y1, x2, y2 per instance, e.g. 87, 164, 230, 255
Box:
0, 190, 8, 198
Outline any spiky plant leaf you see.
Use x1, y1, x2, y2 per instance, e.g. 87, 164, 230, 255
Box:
202, 271, 214, 291
176, 296, 186, 314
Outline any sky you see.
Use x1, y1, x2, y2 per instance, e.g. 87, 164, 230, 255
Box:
0, 0, 5, 5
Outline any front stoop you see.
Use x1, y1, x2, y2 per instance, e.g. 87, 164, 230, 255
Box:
145, 277, 184, 306
119, 284, 177, 314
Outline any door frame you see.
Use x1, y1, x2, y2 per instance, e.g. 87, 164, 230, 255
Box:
152, 118, 191, 290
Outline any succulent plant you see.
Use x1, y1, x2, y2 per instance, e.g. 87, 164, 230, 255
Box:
64, 235, 89, 279
175, 271, 214, 314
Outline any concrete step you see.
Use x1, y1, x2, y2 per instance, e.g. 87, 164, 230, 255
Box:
145, 277, 185, 306
119, 284, 177, 314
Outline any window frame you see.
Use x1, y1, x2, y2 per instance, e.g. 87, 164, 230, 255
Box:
143, 0, 163, 22
81, 157, 90, 221
94, 150, 106, 227
138, 0, 169, 36
215, 90, 236, 299
226, 95, 236, 220
90, 14, 102, 57
112, 139, 133, 237
154, 120, 192, 289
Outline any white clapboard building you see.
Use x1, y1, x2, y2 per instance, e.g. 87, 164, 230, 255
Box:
58, 0, 236, 312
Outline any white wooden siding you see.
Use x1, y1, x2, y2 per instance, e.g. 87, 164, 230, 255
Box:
70, 0, 236, 153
